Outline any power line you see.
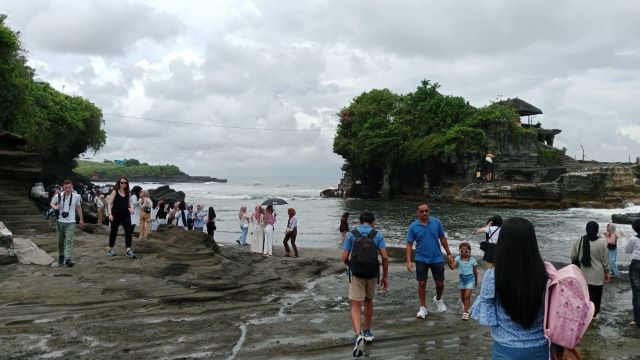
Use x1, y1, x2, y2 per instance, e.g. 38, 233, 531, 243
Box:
103, 113, 336, 132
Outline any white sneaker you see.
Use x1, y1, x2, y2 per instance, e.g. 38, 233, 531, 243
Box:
416, 306, 428, 318
433, 296, 447, 313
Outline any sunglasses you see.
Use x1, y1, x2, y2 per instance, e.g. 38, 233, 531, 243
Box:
120, 181, 128, 184
461, 250, 470, 254
419, 210, 430, 213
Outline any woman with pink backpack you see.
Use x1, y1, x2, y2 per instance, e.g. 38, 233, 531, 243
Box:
471, 217, 549, 359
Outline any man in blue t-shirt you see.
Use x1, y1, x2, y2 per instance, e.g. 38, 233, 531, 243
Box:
342, 211, 388, 357
406, 203, 454, 318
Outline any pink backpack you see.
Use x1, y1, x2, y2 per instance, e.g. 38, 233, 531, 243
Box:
544, 262, 595, 349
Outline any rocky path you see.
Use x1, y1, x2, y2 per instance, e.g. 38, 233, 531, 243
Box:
1, 226, 639, 359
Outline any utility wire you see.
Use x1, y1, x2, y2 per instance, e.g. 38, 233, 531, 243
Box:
103, 113, 336, 132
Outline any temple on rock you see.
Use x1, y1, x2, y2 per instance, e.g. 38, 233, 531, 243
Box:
336, 98, 640, 208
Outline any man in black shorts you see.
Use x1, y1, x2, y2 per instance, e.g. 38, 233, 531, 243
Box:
406, 203, 454, 318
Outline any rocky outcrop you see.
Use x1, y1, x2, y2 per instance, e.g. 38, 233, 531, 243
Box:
0, 130, 42, 196
612, 213, 640, 225
0, 222, 12, 250
458, 165, 640, 208
11, 237, 54, 265
320, 188, 344, 198
0, 222, 53, 266
148, 185, 186, 204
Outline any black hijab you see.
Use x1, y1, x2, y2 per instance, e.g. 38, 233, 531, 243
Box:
580, 221, 599, 267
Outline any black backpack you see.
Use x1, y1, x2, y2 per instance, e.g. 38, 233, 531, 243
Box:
349, 229, 379, 280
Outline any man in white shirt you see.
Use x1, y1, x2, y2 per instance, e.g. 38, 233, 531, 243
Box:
50, 179, 84, 267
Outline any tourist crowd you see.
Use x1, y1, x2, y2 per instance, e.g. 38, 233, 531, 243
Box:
44, 179, 640, 359
341, 203, 640, 359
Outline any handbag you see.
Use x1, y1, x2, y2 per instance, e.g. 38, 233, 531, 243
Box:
143, 206, 151, 213
480, 226, 500, 252
571, 237, 583, 267
479, 241, 489, 252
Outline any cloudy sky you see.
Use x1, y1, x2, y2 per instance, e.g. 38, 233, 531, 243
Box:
3, 0, 640, 181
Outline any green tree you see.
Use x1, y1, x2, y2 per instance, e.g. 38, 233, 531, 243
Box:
0, 14, 34, 132
0, 15, 106, 177
124, 158, 141, 166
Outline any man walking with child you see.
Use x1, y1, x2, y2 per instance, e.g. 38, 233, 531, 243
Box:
406, 202, 455, 318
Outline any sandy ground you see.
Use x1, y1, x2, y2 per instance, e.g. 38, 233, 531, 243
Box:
0, 225, 639, 359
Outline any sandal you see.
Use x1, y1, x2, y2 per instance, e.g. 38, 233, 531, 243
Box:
461, 312, 469, 321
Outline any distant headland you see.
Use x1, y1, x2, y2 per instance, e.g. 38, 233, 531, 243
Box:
74, 159, 227, 184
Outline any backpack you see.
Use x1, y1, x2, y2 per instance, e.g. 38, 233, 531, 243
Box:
349, 229, 379, 280
543, 262, 595, 349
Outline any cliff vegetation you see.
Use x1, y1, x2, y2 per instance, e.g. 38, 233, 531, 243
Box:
0, 14, 105, 178
74, 160, 185, 179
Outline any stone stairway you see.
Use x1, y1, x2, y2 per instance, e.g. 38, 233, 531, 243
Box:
0, 190, 56, 236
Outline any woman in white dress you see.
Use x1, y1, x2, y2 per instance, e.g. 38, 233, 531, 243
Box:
130, 186, 142, 237
250, 205, 265, 254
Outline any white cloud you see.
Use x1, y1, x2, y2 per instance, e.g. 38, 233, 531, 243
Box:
3, 0, 640, 179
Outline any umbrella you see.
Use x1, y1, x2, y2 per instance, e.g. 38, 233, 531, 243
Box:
262, 198, 288, 206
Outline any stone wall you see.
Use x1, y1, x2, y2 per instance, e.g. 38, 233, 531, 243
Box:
0, 130, 42, 196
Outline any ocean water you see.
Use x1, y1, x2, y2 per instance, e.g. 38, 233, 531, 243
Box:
118, 179, 639, 267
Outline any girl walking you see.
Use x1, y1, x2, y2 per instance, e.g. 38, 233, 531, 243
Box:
449, 242, 478, 320
283, 208, 298, 257
106, 176, 136, 258
605, 223, 621, 279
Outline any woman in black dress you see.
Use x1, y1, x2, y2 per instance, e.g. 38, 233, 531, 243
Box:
107, 176, 136, 258
206, 206, 217, 238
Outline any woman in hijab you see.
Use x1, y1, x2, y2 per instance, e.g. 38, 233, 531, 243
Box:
570, 221, 611, 317
250, 205, 264, 254
604, 223, 621, 279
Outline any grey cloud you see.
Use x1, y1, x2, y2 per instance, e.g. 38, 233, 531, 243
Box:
8, 0, 640, 176
7, 0, 183, 56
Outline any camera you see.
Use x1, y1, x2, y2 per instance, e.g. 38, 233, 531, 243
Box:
61, 212, 69, 218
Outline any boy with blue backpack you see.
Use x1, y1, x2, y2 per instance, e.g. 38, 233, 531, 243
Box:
341, 210, 389, 358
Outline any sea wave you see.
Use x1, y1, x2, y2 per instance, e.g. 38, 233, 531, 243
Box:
209, 194, 255, 200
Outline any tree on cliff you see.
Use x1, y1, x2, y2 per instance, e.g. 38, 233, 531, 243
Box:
0, 15, 106, 177
333, 79, 530, 196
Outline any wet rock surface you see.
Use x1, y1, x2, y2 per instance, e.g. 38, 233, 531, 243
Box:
0, 226, 638, 359
459, 165, 640, 208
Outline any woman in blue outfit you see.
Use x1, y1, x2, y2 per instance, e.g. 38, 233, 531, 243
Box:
471, 217, 549, 359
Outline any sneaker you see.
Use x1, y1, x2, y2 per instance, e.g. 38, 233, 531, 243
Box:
64, 259, 75, 267
107, 249, 116, 257
352, 335, 365, 357
236, 240, 241, 244
362, 329, 374, 342
433, 296, 447, 313
461, 312, 469, 321
126, 250, 137, 259
416, 306, 428, 318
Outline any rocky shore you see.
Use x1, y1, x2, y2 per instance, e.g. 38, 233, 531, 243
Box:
1, 221, 639, 359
